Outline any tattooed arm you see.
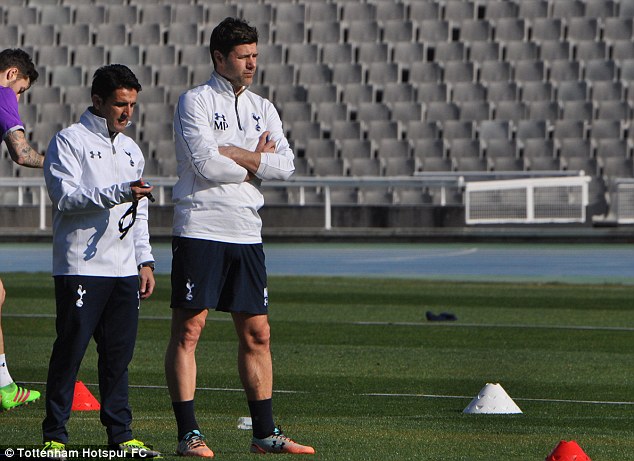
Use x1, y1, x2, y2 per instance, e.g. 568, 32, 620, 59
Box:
5, 129, 44, 168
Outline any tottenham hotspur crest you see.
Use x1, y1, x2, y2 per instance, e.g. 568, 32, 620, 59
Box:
76, 285, 87, 307
185, 279, 195, 301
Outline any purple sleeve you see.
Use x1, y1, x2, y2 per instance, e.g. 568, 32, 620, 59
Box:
0, 86, 24, 140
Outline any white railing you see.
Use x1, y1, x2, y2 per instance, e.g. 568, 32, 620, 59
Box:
0, 171, 589, 231
609, 178, 634, 224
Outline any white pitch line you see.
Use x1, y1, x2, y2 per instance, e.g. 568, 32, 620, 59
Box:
22, 381, 634, 406
354, 321, 634, 332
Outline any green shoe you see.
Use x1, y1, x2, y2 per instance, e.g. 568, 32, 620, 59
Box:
115, 439, 161, 458
0, 382, 40, 411
43, 441, 67, 461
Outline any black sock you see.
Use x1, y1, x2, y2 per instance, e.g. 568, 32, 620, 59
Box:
172, 400, 200, 441
248, 398, 275, 439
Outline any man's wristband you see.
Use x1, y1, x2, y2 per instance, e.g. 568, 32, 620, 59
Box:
138, 262, 155, 272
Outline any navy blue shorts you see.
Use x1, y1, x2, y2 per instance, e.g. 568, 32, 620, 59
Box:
170, 237, 268, 314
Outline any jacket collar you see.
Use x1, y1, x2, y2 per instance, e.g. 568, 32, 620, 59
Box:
209, 71, 247, 96
80, 108, 132, 141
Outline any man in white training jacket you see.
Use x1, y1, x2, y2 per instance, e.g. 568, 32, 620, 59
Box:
42, 64, 159, 459
165, 17, 314, 458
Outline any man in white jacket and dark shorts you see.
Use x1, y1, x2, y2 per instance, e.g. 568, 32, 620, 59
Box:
165, 17, 314, 458
42, 64, 159, 459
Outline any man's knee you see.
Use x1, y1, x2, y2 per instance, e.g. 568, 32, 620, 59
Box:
171, 309, 207, 352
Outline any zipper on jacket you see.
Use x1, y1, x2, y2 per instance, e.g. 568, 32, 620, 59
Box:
234, 94, 242, 131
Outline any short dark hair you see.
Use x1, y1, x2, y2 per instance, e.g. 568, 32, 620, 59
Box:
209, 17, 258, 67
91, 64, 142, 101
0, 48, 39, 84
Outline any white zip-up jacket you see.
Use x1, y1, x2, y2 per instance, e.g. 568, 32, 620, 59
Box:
44, 109, 153, 277
172, 71, 295, 244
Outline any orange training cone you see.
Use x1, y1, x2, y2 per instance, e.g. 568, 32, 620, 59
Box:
545, 440, 592, 461
71, 381, 100, 411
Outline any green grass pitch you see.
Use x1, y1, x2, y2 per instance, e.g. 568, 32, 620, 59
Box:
1, 273, 633, 460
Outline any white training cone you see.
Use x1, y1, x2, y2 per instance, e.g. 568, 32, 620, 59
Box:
463, 383, 522, 414
237, 416, 253, 430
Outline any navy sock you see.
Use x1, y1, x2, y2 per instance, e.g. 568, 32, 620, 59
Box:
172, 400, 200, 441
248, 399, 275, 439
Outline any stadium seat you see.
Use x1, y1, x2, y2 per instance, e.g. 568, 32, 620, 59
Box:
539, 41, 571, 61
381, 83, 415, 103
595, 101, 631, 120
479, 120, 512, 140
140, 4, 171, 25
356, 43, 389, 64
431, 42, 466, 63
469, 42, 501, 62
425, 102, 460, 122
590, 81, 624, 102
527, 101, 560, 120
494, 18, 527, 41
109, 45, 142, 66
486, 82, 518, 102
389, 102, 423, 122
520, 81, 554, 102
332, 63, 363, 85
306, 139, 337, 160
585, 0, 617, 18
575, 41, 608, 61
240, 4, 273, 22
274, 22, 306, 45
483, 0, 520, 19
442, 120, 474, 140
166, 23, 200, 46
95, 24, 127, 46
306, 2, 338, 22
413, 139, 446, 160
382, 20, 415, 43
551, 0, 586, 18
376, 2, 406, 21
346, 20, 380, 44
36, 46, 70, 67
108, 5, 139, 24
376, 139, 411, 159
516, 120, 549, 139
444, 0, 475, 21
518, 0, 549, 19
448, 139, 482, 160
553, 120, 586, 140
296, 63, 332, 85
145, 44, 177, 66
286, 43, 319, 65
443, 61, 475, 83
311, 157, 345, 176
530, 18, 563, 41
567, 18, 600, 41
306, 84, 338, 104
504, 41, 539, 61
340, 84, 373, 106
50, 66, 84, 87
261, 64, 295, 85
74, 5, 106, 24
603, 18, 633, 41
513, 60, 546, 83
409, 1, 441, 21
484, 138, 518, 158
459, 19, 493, 42
314, 102, 347, 123
207, 4, 238, 24
494, 101, 528, 121
338, 139, 372, 160
417, 20, 450, 43
479, 61, 513, 83
276, 3, 306, 23
405, 121, 440, 140
356, 102, 391, 122
172, 5, 206, 24
348, 158, 382, 177
366, 120, 399, 143
548, 59, 582, 82
614, 40, 634, 60
309, 21, 342, 44
6, 6, 37, 25
560, 101, 594, 121
384, 157, 415, 176
392, 43, 425, 64
556, 80, 588, 101
589, 120, 623, 140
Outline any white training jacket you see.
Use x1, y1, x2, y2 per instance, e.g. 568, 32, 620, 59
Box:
44, 109, 154, 277
172, 71, 295, 244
